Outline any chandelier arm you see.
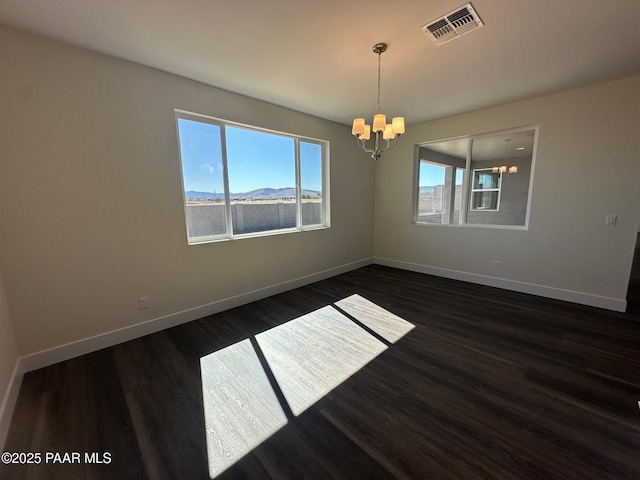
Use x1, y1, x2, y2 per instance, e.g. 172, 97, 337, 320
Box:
381, 135, 401, 153
356, 136, 375, 155
356, 135, 383, 160
356, 131, 401, 160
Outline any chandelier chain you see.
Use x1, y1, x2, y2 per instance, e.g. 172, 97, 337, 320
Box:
377, 51, 381, 114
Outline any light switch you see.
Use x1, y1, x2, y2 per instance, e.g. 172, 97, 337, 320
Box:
605, 215, 617, 226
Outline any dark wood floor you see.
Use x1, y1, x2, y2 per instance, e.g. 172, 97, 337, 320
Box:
3, 250, 640, 479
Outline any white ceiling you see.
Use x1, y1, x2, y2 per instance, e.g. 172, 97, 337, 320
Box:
422, 129, 535, 161
2, 0, 640, 126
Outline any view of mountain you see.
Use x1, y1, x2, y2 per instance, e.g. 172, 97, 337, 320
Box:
185, 187, 321, 200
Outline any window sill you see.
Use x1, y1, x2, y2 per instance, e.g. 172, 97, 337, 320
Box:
188, 224, 330, 245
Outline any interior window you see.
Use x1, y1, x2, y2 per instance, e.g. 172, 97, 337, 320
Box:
415, 127, 536, 228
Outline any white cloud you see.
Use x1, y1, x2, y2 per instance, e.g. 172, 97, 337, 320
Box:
201, 163, 215, 173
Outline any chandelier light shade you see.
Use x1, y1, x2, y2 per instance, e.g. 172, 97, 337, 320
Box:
492, 165, 518, 174
352, 43, 405, 160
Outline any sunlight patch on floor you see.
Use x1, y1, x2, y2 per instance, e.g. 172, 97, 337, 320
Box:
200, 295, 415, 478
256, 305, 388, 416
335, 294, 415, 343
200, 339, 287, 479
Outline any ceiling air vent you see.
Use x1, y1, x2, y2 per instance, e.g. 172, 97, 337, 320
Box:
421, 3, 484, 46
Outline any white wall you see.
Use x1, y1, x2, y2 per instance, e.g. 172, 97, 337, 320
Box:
374, 75, 640, 310
0, 272, 19, 449
0, 26, 374, 359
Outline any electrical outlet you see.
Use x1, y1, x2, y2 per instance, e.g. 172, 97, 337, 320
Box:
138, 296, 149, 310
492, 261, 501, 270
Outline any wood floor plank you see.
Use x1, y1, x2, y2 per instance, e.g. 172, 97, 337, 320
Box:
112, 332, 209, 480
1, 351, 147, 480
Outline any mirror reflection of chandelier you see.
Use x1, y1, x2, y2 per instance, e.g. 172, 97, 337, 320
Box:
492, 166, 518, 174
351, 43, 405, 160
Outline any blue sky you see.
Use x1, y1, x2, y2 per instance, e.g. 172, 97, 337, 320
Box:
177, 118, 322, 193
419, 162, 464, 187
419, 162, 445, 187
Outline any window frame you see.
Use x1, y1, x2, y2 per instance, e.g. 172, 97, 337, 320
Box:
415, 160, 465, 225
175, 110, 330, 244
470, 168, 502, 211
413, 125, 537, 230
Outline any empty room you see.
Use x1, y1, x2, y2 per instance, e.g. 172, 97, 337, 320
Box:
1, 1, 640, 479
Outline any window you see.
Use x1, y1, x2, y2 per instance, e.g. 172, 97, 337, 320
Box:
417, 161, 464, 224
299, 141, 324, 226
470, 169, 501, 210
176, 111, 329, 244
415, 127, 536, 228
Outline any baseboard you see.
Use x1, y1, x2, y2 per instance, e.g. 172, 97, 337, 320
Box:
373, 257, 627, 313
0, 360, 22, 451
19, 258, 374, 374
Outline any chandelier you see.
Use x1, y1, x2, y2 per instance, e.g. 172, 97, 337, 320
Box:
351, 42, 405, 160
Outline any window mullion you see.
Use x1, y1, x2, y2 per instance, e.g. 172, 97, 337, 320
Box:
460, 140, 472, 224
295, 138, 302, 229
220, 125, 233, 238
444, 166, 455, 224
